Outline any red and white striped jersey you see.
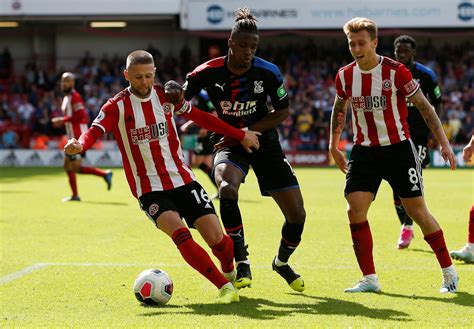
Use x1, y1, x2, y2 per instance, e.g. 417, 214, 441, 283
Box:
92, 85, 196, 198
61, 90, 89, 139
335, 56, 419, 147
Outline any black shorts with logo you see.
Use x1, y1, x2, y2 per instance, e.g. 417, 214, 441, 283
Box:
345, 139, 424, 199
138, 181, 216, 228
213, 129, 299, 196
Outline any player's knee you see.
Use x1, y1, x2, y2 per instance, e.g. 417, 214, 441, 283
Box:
218, 181, 238, 199
347, 206, 366, 221
287, 206, 306, 224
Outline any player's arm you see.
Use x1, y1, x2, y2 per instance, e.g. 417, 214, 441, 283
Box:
64, 126, 104, 155
462, 135, 474, 162
165, 81, 260, 153
409, 90, 456, 170
329, 97, 349, 173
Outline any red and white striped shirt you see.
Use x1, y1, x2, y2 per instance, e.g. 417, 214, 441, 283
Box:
335, 56, 419, 147
91, 85, 245, 198
61, 90, 89, 139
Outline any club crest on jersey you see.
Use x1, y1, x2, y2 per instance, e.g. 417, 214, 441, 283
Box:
162, 102, 174, 114
254, 81, 264, 93
149, 204, 159, 216
382, 79, 392, 91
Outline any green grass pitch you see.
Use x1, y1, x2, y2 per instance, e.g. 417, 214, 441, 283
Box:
1, 167, 473, 327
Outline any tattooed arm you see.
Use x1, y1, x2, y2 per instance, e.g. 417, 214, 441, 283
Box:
409, 90, 456, 170
329, 97, 349, 173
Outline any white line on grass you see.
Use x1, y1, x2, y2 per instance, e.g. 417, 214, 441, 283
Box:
0, 263, 49, 285
2, 262, 472, 286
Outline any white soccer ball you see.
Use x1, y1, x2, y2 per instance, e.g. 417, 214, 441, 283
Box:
133, 269, 173, 305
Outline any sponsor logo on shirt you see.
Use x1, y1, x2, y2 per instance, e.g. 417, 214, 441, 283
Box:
130, 122, 168, 144
220, 100, 257, 117
350, 96, 387, 112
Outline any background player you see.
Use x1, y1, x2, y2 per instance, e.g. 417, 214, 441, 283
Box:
450, 134, 474, 263
329, 17, 458, 293
64, 50, 261, 303
52, 72, 112, 202
184, 7, 306, 292
392, 35, 444, 249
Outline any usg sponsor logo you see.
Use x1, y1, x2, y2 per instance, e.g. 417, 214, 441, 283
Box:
458, 2, 473, 21
207, 5, 224, 24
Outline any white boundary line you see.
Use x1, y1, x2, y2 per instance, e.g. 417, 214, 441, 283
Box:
1, 262, 472, 286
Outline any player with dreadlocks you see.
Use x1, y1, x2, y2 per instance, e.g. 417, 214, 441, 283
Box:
183, 7, 307, 292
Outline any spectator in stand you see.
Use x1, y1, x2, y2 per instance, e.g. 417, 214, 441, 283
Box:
51, 72, 113, 202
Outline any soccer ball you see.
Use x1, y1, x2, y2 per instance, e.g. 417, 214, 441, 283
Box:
133, 269, 173, 305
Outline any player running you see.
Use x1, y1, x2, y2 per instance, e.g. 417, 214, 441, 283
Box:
52, 72, 112, 202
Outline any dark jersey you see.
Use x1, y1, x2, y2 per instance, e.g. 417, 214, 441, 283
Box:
184, 56, 289, 141
406, 62, 442, 137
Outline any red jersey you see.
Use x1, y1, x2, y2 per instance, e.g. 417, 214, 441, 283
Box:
335, 56, 420, 147
61, 90, 89, 139
91, 85, 245, 198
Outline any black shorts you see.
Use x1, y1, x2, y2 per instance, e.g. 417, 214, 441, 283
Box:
213, 132, 299, 196
138, 181, 216, 228
345, 139, 423, 199
66, 152, 86, 161
411, 134, 430, 168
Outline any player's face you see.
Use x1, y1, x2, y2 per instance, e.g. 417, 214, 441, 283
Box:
228, 32, 259, 69
124, 64, 156, 98
394, 43, 415, 67
347, 30, 378, 70
60, 78, 73, 93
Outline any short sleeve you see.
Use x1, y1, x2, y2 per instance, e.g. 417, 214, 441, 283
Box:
184, 71, 204, 102
267, 66, 289, 111
71, 92, 86, 111
395, 65, 419, 98
335, 70, 347, 100
92, 100, 118, 133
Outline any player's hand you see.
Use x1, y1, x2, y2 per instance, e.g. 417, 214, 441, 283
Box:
214, 135, 240, 150
240, 130, 261, 153
462, 143, 473, 162
330, 146, 348, 174
440, 144, 456, 170
51, 117, 64, 127
64, 138, 83, 155
164, 80, 184, 105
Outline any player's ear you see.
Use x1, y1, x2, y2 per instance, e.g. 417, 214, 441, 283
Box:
227, 38, 232, 48
123, 69, 130, 81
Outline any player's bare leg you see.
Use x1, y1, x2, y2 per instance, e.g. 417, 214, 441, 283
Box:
402, 196, 458, 293
344, 192, 381, 293
270, 188, 306, 292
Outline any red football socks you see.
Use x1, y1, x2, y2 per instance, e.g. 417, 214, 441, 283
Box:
172, 228, 228, 289
424, 229, 452, 268
66, 171, 78, 196
79, 166, 107, 177
211, 234, 234, 273
468, 205, 474, 244
350, 221, 376, 276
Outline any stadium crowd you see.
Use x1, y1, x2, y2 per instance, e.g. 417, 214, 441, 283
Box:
0, 39, 472, 151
